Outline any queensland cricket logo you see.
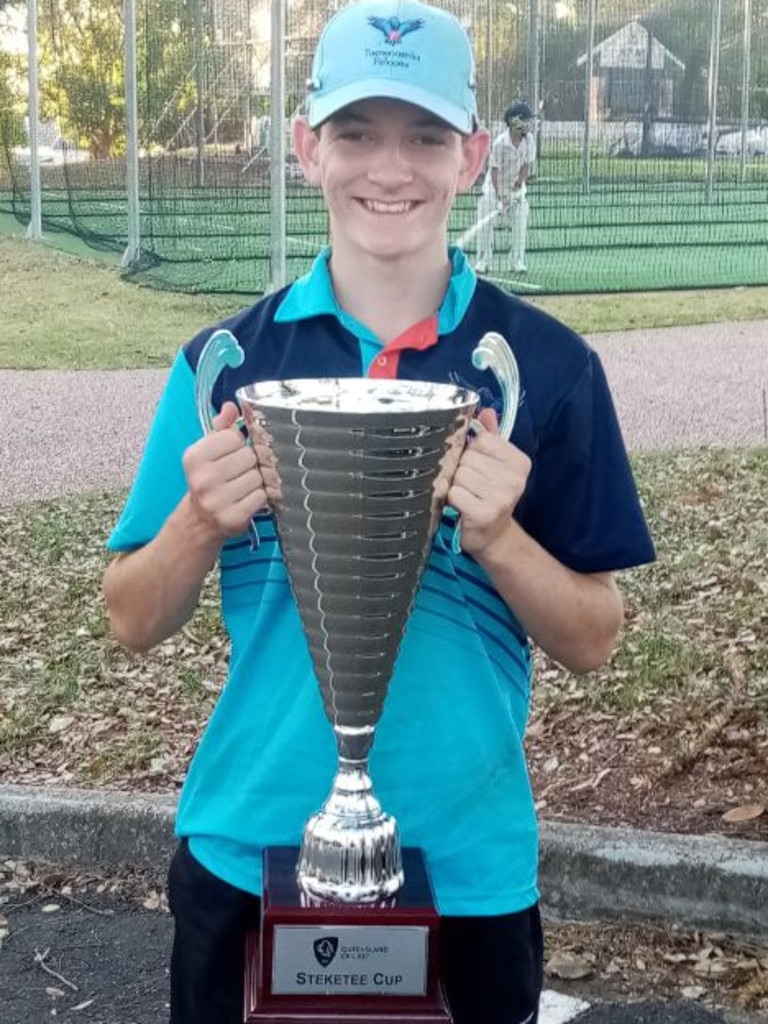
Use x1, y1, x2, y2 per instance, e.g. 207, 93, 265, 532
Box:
367, 15, 424, 44
313, 936, 339, 967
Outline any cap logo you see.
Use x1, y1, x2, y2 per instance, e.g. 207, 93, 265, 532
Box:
367, 14, 424, 45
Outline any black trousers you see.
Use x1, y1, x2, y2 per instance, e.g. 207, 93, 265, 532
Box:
168, 840, 543, 1024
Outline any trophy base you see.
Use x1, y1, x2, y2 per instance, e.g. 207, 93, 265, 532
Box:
244, 846, 452, 1023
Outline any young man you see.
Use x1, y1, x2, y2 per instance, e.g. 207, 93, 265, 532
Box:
103, 3, 654, 1023
474, 101, 536, 275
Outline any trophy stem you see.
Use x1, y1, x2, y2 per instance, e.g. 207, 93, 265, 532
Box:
297, 729, 403, 902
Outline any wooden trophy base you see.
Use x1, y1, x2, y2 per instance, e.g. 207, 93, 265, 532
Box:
244, 846, 452, 1023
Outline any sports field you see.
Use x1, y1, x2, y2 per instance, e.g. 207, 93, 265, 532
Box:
1, 153, 766, 295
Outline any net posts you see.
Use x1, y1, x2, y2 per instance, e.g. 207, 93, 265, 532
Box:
706, 0, 723, 204
122, 0, 142, 269
25, 0, 41, 240
581, 0, 596, 195
527, 0, 541, 128
740, 0, 752, 184
268, 0, 287, 292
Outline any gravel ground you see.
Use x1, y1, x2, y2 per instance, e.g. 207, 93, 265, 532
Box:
2, 319, 766, 507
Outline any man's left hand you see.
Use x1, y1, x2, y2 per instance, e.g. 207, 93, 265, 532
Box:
448, 408, 531, 558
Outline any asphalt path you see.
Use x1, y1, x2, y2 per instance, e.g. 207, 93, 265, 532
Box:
0, 894, 753, 1024
1, 319, 767, 507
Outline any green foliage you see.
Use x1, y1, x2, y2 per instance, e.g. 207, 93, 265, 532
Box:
0, 51, 24, 148
140, 0, 198, 149
38, 0, 125, 157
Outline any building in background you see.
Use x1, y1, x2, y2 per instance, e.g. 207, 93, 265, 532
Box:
577, 20, 685, 121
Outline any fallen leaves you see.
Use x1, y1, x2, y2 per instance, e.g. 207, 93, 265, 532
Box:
0, 859, 158, 915
526, 450, 768, 844
722, 803, 765, 823
546, 950, 594, 980
544, 922, 768, 1015
141, 889, 169, 912
0, 492, 224, 792
47, 715, 76, 735
680, 985, 707, 1000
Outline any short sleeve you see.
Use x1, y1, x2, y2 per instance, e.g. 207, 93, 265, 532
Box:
488, 136, 504, 170
107, 349, 202, 552
516, 351, 655, 573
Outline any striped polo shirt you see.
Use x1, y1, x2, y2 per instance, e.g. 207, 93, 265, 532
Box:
108, 247, 653, 914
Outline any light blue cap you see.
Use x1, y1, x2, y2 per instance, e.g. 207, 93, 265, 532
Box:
306, 0, 478, 135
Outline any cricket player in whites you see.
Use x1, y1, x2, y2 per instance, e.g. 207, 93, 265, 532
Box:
474, 101, 535, 275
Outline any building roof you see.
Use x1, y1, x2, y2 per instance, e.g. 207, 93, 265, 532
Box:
577, 20, 685, 72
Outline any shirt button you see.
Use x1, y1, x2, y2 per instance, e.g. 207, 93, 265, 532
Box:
377, 356, 387, 366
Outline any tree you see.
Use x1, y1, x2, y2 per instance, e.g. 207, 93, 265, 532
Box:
38, 0, 125, 158
139, 0, 200, 150
0, 49, 24, 152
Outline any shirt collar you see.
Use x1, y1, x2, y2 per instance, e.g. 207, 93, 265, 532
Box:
275, 246, 477, 337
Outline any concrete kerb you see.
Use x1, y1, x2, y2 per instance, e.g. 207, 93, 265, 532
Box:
1, 784, 767, 941
538, 820, 768, 940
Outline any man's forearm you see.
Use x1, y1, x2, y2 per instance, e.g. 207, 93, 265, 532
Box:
476, 519, 624, 674
103, 494, 225, 652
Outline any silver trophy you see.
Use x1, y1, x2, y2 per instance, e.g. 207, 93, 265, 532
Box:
196, 331, 519, 906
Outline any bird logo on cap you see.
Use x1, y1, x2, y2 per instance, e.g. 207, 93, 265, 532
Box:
368, 15, 424, 44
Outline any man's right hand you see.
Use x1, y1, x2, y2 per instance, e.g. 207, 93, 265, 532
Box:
182, 401, 280, 540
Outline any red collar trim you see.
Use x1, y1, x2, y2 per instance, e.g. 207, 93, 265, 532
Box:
380, 314, 439, 355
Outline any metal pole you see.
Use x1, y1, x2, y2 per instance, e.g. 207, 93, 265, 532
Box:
268, 0, 286, 291
26, 0, 42, 240
740, 0, 752, 183
194, 0, 205, 187
706, 0, 723, 203
641, 21, 653, 157
121, 0, 142, 268
485, 0, 492, 124
243, 0, 252, 151
582, 0, 596, 194
528, 0, 540, 116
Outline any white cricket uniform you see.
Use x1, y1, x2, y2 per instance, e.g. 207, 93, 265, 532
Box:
474, 130, 536, 273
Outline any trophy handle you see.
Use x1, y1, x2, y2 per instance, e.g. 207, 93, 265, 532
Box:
194, 328, 261, 550
471, 331, 521, 440
195, 328, 246, 434
452, 331, 521, 554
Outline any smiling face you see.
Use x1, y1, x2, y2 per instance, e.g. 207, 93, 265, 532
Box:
294, 98, 489, 266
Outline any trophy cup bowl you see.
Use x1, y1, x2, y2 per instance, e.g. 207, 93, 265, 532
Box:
236, 378, 479, 903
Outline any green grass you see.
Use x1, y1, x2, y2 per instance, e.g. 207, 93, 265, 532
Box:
539, 153, 768, 185
532, 286, 768, 335
0, 232, 244, 369
1, 233, 767, 369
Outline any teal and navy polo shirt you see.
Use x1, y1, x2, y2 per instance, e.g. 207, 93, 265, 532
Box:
108, 247, 654, 915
